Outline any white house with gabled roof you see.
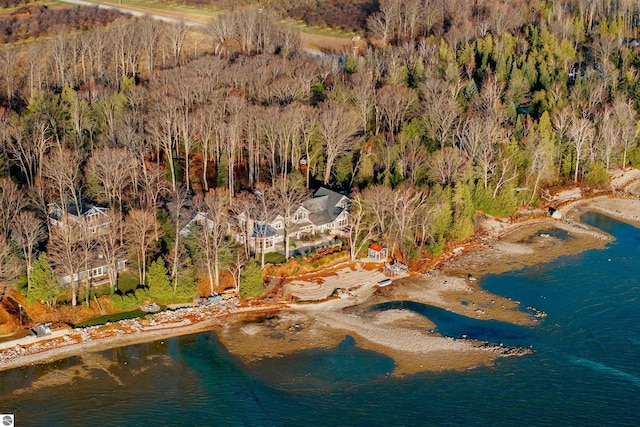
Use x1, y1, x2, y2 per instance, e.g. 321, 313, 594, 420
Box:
48, 203, 111, 234
226, 187, 350, 254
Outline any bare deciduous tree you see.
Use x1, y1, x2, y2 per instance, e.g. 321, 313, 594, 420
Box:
87, 148, 136, 217
0, 47, 21, 106
97, 211, 126, 294
398, 131, 428, 184
48, 222, 82, 306
165, 22, 189, 66
233, 191, 259, 259
492, 152, 519, 198
0, 177, 26, 239
347, 191, 377, 261
148, 96, 179, 191
11, 211, 46, 294
391, 185, 428, 261
77, 220, 98, 307
568, 117, 595, 183
192, 188, 231, 296
611, 98, 639, 168
374, 85, 418, 138
42, 148, 83, 218
598, 107, 618, 172
168, 187, 189, 294
192, 101, 222, 192
350, 71, 376, 133
421, 81, 460, 148
222, 95, 246, 200
126, 209, 156, 286
228, 250, 246, 294
49, 33, 71, 88
427, 146, 470, 186
362, 184, 395, 249
254, 183, 277, 269
138, 164, 169, 240
0, 234, 20, 304
139, 19, 164, 79
270, 176, 309, 260
318, 102, 361, 185
5, 113, 52, 188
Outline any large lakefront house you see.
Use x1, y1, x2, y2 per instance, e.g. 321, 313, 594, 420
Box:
48, 203, 127, 287
181, 187, 350, 254
242, 187, 350, 253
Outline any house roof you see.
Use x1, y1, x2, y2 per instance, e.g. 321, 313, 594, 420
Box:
314, 187, 347, 209
48, 202, 109, 219
290, 218, 314, 234
84, 206, 108, 217
302, 187, 349, 227
251, 224, 277, 238
180, 211, 211, 236
369, 244, 385, 252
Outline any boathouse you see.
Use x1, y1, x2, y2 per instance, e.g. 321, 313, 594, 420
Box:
368, 244, 387, 260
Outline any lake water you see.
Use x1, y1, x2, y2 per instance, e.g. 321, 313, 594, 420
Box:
1, 212, 639, 426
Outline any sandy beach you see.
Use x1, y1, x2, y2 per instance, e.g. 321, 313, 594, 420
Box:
2, 192, 640, 376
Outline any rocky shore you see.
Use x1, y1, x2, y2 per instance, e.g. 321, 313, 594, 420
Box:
0, 299, 283, 372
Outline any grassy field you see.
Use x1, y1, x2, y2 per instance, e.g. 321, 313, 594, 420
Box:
69, 0, 361, 51
75, 0, 225, 23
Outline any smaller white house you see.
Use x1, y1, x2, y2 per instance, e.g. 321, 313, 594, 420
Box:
59, 256, 127, 287
48, 203, 111, 234
180, 211, 213, 236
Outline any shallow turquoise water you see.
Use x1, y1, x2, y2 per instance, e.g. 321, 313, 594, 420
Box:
1, 212, 639, 426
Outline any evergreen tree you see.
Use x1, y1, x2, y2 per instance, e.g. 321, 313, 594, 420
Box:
175, 257, 197, 300
28, 253, 62, 306
451, 182, 475, 240
239, 258, 264, 299
147, 258, 173, 304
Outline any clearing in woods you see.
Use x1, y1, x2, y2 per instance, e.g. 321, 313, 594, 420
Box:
54, 0, 361, 52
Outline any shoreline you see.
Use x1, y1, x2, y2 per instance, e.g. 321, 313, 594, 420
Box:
0, 303, 283, 373
2, 195, 639, 376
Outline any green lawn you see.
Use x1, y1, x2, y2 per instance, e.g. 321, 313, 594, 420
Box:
117, 271, 140, 293
75, 309, 148, 327
87, 0, 222, 19
264, 252, 286, 264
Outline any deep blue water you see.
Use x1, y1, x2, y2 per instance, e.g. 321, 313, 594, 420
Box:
1, 212, 639, 426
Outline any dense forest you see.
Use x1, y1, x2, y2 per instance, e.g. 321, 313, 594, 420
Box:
1, 0, 640, 313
